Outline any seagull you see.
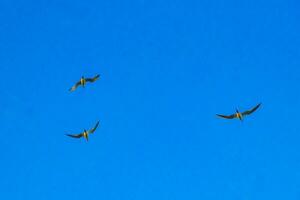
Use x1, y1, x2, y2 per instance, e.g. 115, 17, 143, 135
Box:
66, 121, 100, 141
216, 103, 261, 121
69, 74, 100, 92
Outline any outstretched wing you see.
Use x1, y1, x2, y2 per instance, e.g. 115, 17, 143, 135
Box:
88, 121, 100, 134
86, 74, 100, 83
242, 103, 261, 116
216, 113, 236, 119
66, 133, 84, 138
69, 81, 81, 92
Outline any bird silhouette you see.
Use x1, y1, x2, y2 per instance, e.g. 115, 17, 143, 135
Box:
66, 121, 100, 141
217, 103, 261, 121
69, 74, 100, 92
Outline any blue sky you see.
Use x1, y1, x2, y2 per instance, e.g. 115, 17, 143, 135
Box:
0, 0, 300, 199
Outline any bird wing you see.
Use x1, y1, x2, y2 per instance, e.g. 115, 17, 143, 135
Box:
242, 103, 261, 116
69, 81, 81, 92
86, 74, 100, 83
66, 133, 84, 138
88, 121, 100, 134
216, 113, 236, 119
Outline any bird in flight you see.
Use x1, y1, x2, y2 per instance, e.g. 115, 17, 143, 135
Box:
216, 103, 261, 121
66, 121, 100, 141
69, 74, 100, 92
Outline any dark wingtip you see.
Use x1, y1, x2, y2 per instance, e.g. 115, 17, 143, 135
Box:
256, 103, 262, 109
95, 121, 100, 129
94, 120, 100, 126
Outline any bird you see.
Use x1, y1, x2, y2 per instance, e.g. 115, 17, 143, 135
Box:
216, 103, 261, 121
69, 74, 100, 92
66, 121, 100, 141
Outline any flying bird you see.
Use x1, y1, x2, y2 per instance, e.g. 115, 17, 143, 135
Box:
216, 103, 261, 121
66, 121, 100, 141
69, 74, 100, 92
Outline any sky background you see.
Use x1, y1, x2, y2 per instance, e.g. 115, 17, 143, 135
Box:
0, 0, 300, 199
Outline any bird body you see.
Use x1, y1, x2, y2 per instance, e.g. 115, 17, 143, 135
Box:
83, 130, 88, 141
80, 76, 86, 87
235, 110, 242, 121
217, 103, 261, 121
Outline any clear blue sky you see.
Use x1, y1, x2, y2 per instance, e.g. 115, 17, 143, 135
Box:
0, 0, 299, 199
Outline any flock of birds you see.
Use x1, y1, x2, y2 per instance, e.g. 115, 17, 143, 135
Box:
65, 73, 261, 142
66, 74, 101, 141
